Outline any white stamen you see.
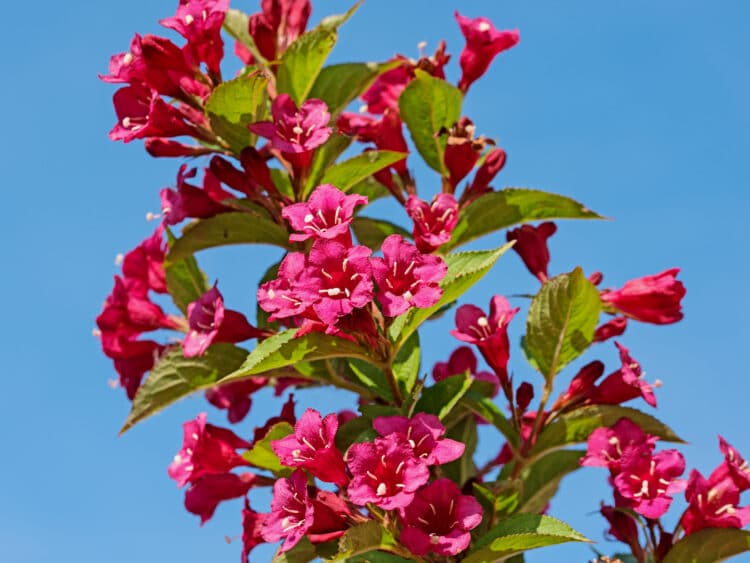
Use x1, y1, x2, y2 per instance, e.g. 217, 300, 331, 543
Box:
114, 253, 124, 266
478, 22, 491, 32
376, 483, 387, 496
123, 53, 134, 65
292, 125, 304, 135
185, 14, 194, 24
403, 290, 413, 301
304, 213, 314, 223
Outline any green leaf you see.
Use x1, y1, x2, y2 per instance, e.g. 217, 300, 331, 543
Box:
305, 134, 353, 195
243, 421, 293, 474
223, 9, 268, 66
524, 268, 601, 379
205, 74, 268, 153
388, 242, 514, 349
392, 331, 420, 395
164, 228, 209, 313
318, 1, 363, 30
446, 188, 605, 251
168, 212, 291, 261
351, 217, 411, 250
121, 344, 248, 433
309, 61, 400, 116
352, 175, 393, 204
662, 529, 750, 563
271, 536, 316, 563
347, 359, 393, 402
345, 553, 410, 563
462, 392, 519, 448
270, 168, 294, 199
415, 372, 473, 420
220, 329, 377, 384
398, 69, 463, 174
532, 405, 684, 458
335, 416, 375, 452
321, 150, 407, 193
517, 450, 584, 514
441, 414, 478, 487
332, 521, 398, 561
465, 514, 589, 563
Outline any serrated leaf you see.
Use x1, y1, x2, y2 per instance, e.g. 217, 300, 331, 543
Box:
243, 421, 293, 474
271, 536, 316, 563
392, 331, 420, 395
465, 514, 589, 563
398, 69, 463, 174
388, 243, 514, 349
168, 212, 291, 261
446, 188, 604, 251
415, 372, 473, 420
309, 61, 400, 116
121, 344, 248, 433
164, 227, 209, 313
462, 391, 519, 448
321, 150, 407, 193
220, 329, 378, 384
351, 217, 411, 250
531, 405, 684, 459
332, 521, 398, 561
524, 268, 601, 379
517, 450, 584, 514
205, 75, 268, 153
305, 134, 353, 195
441, 414, 478, 487
347, 359, 393, 402
662, 528, 750, 563
318, 1, 363, 30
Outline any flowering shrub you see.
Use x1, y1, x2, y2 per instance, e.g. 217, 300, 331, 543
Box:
96, 1, 748, 561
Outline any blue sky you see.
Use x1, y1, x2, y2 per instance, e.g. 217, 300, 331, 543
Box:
2, 1, 749, 561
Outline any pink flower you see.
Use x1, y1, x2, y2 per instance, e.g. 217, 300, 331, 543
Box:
109, 83, 196, 143
160, 0, 229, 76
241, 498, 267, 560
451, 295, 519, 384
443, 117, 493, 189
167, 413, 251, 487
681, 469, 750, 536
282, 184, 367, 243
464, 147, 506, 201
257, 252, 308, 321
253, 394, 297, 443
600, 492, 644, 559
297, 241, 374, 326
102, 335, 164, 399
406, 194, 459, 253
96, 276, 176, 337
146, 138, 213, 158
711, 436, 750, 492
160, 166, 231, 225
347, 435, 429, 509
305, 490, 353, 544
205, 377, 267, 424
455, 12, 520, 92
250, 94, 332, 157
515, 382, 534, 412
262, 469, 314, 552
121, 225, 169, 294
552, 360, 604, 410
600, 268, 686, 325
184, 472, 256, 524
244, 0, 311, 62
593, 316, 628, 343
362, 63, 413, 114
398, 479, 482, 556
371, 235, 446, 317
614, 449, 686, 519
373, 414, 464, 466
581, 418, 657, 474
595, 342, 657, 408
183, 285, 262, 357
272, 408, 349, 486
433, 346, 500, 398
506, 222, 557, 283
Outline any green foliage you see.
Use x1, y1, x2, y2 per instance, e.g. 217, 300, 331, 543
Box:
465, 514, 589, 563
351, 217, 411, 250
441, 414, 478, 486
321, 150, 407, 194
205, 75, 268, 153
331, 521, 399, 561
223, 9, 267, 65
446, 188, 604, 251
305, 134, 353, 195
532, 404, 684, 458
168, 212, 291, 261
524, 268, 601, 379
243, 421, 293, 475
462, 391, 519, 448
398, 70, 463, 174
516, 450, 584, 514
392, 331, 420, 396
416, 372, 473, 420
309, 61, 400, 116
121, 344, 248, 433
662, 529, 750, 563
164, 227, 209, 313
271, 537, 317, 563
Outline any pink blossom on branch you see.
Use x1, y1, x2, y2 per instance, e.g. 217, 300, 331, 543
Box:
184, 472, 256, 524
262, 469, 314, 552
432, 346, 499, 396
282, 184, 367, 243
581, 417, 657, 474
406, 193, 459, 253
613, 449, 686, 519
373, 413, 464, 466
681, 468, 750, 536
205, 377, 267, 424
712, 436, 750, 491
120, 225, 169, 294
600, 268, 686, 324
506, 222, 557, 283
595, 342, 657, 408
257, 252, 308, 321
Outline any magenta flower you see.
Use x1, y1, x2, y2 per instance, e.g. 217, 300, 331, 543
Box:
184, 472, 256, 524
205, 377, 267, 424
306, 490, 353, 544
272, 408, 349, 486
593, 316, 628, 343
465, 147, 506, 200
581, 418, 657, 474
146, 138, 213, 158
443, 117, 491, 189
600, 492, 644, 558
121, 225, 169, 294
346, 435, 429, 510
398, 478, 482, 556
167, 413, 251, 487
257, 252, 308, 321
681, 469, 750, 536
96, 276, 176, 337
506, 222, 557, 283
160, 0, 229, 76
371, 235, 447, 317
455, 12, 520, 92
101, 334, 164, 399
250, 94, 332, 155
282, 184, 367, 243
297, 241, 374, 326
362, 63, 413, 114
595, 342, 657, 408
109, 83, 196, 143
241, 498, 267, 560
711, 436, 750, 491
160, 165, 231, 225
614, 449, 686, 519
433, 346, 499, 397
451, 295, 519, 383
242, 0, 311, 62
262, 469, 314, 552
406, 194, 459, 253
601, 268, 686, 325
515, 382, 534, 412
552, 360, 604, 409
373, 413, 464, 466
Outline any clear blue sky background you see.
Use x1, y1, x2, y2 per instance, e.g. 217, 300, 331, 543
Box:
2, 1, 749, 562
